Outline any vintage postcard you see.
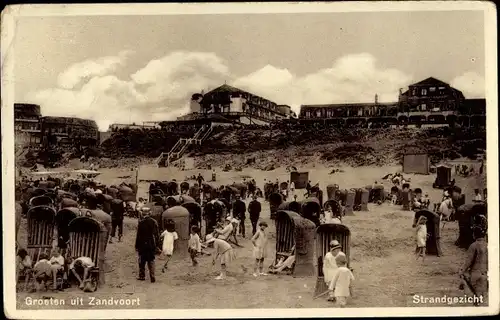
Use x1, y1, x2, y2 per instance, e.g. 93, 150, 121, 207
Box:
2, 2, 498, 319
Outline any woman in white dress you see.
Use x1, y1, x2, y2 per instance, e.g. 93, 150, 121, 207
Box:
323, 240, 346, 301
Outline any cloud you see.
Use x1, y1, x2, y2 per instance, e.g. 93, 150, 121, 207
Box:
57, 50, 134, 90
25, 51, 415, 131
131, 51, 230, 102
235, 53, 413, 113
26, 75, 146, 131
450, 72, 485, 98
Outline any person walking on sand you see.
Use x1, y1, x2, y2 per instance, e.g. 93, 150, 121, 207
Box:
248, 195, 262, 235
329, 254, 354, 308
251, 221, 269, 277
135, 207, 160, 283
324, 240, 346, 301
197, 173, 205, 188
161, 220, 178, 272
205, 234, 236, 280
110, 198, 125, 243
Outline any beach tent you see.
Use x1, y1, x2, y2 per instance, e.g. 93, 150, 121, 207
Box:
403, 153, 429, 175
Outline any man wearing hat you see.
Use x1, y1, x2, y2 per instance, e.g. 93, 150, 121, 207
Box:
135, 207, 160, 283
323, 240, 346, 302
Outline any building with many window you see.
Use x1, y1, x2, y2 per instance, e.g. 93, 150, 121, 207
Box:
40, 116, 99, 147
14, 103, 42, 145
186, 84, 295, 125
298, 77, 485, 128
398, 77, 465, 113
109, 123, 159, 131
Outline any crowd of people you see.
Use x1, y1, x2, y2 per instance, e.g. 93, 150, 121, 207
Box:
15, 168, 488, 308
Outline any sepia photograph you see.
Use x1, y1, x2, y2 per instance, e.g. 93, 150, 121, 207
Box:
2, 2, 498, 318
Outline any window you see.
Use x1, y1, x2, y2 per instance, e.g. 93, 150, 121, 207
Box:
421, 88, 427, 96
429, 87, 436, 92
421, 104, 427, 111
412, 88, 417, 96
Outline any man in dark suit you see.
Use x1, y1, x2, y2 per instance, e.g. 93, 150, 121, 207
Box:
110, 198, 125, 243
232, 195, 247, 238
248, 195, 262, 235
135, 208, 160, 283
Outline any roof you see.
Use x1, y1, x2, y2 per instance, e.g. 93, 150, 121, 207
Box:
205, 84, 246, 95
410, 77, 450, 87
401, 77, 465, 99
300, 102, 398, 109
41, 116, 98, 128
204, 84, 278, 105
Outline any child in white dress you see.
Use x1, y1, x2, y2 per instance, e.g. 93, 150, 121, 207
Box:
329, 254, 354, 307
161, 220, 178, 272
251, 221, 268, 277
415, 216, 427, 260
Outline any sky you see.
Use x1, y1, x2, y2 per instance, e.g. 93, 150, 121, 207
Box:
12, 10, 486, 130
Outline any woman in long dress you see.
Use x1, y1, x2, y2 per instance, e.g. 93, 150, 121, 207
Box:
323, 240, 346, 301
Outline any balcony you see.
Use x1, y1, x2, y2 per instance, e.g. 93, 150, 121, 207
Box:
397, 110, 457, 117
15, 118, 39, 123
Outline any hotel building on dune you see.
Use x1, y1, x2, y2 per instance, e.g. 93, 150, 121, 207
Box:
14, 76, 487, 149
298, 77, 486, 128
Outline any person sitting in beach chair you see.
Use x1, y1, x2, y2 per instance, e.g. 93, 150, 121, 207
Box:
411, 188, 424, 211
16, 248, 33, 291
69, 256, 95, 290
214, 217, 234, 241
269, 245, 296, 275
216, 217, 241, 246
33, 253, 53, 291
49, 248, 66, 290
422, 194, 431, 209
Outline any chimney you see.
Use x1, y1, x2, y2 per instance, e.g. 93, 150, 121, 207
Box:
375, 94, 378, 104
399, 88, 403, 95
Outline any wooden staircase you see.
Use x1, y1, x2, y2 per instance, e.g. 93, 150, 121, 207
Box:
156, 124, 213, 167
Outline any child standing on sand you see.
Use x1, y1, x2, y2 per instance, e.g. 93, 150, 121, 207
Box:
328, 254, 354, 308
161, 220, 178, 272
251, 221, 269, 277
188, 225, 202, 266
415, 216, 427, 260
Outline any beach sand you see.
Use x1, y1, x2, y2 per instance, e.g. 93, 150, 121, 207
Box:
16, 163, 486, 309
